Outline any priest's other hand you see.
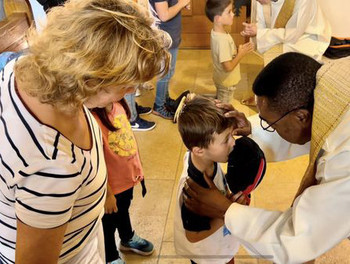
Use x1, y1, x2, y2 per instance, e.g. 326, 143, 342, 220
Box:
183, 175, 232, 219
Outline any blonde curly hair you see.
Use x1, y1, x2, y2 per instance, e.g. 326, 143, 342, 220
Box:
15, 0, 170, 111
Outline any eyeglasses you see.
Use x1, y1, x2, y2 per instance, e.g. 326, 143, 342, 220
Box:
259, 106, 307, 132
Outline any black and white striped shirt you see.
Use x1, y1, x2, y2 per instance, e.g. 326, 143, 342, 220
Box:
0, 59, 107, 263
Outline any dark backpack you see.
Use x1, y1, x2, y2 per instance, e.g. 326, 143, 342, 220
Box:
324, 37, 350, 59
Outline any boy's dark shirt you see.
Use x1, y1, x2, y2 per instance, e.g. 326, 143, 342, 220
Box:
181, 154, 218, 232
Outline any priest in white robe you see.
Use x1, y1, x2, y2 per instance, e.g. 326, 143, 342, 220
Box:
183, 53, 350, 263
242, 0, 331, 63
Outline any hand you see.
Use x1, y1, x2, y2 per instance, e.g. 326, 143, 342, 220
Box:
238, 42, 255, 56
240, 22, 257, 37
179, 0, 191, 8
104, 194, 118, 214
216, 102, 252, 136
183, 175, 232, 219
227, 191, 249, 205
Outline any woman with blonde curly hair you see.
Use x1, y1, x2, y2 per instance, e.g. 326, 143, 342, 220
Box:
0, 0, 170, 263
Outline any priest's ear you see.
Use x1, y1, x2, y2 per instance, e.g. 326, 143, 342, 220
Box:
295, 109, 312, 126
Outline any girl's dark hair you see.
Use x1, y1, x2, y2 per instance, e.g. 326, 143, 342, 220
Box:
91, 98, 131, 132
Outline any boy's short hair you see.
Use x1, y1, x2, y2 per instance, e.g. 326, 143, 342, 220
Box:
178, 95, 237, 150
205, 0, 232, 22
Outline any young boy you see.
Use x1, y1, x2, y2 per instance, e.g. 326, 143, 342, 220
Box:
205, 0, 254, 104
174, 95, 266, 264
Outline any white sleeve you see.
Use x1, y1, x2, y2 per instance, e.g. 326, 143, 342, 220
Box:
256, 0, 315, 54
248, 114, 309, 162
14, 159, 81, 229
225, 147, 350, 263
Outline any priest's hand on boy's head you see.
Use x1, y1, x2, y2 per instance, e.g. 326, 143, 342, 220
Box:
216, 102, 252, 136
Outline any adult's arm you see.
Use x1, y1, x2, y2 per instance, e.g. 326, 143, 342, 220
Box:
256, 0, 315, 53
16, 220, 67, 264
14, 159, 84, 263
217, 103, 310, 162
154, 0, 190, 22
249, 114, 309, 162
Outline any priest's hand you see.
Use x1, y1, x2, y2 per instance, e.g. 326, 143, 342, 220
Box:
227, 191, 249, 206
183, 175, 232, 219
241, 22, 257, 37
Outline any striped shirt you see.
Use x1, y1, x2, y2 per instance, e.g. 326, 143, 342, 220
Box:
0, 59, 107, 263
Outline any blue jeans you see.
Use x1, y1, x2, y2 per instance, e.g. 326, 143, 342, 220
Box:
124, 92, 138, 122
154, 48, 178, 107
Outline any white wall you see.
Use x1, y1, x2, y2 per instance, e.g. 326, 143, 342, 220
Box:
318, 0, 350, 37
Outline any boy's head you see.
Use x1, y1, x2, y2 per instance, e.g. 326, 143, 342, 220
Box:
205, 0, 233, 24
178, 94, 237, 163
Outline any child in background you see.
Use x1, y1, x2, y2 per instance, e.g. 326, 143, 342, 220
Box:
205, 0, 254, 103
150, 0, 191, 119
174, 94, 266, 264
92, 99, 154, 264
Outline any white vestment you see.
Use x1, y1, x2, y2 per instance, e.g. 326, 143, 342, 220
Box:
256, 0, 331, 62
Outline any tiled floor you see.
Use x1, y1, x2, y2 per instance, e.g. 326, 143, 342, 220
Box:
117, 50, 350, 263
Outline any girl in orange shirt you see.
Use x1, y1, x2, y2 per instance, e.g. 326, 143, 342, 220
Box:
92, 99, 153, 264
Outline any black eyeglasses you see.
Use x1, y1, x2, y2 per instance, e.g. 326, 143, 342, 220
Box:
259, 106, 307, 132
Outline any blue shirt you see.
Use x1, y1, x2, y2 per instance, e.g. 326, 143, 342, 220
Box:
149, 0, 182, 49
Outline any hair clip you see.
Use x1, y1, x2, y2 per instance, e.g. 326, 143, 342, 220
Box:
174, 93, 196, 123
174, 96, 187, 123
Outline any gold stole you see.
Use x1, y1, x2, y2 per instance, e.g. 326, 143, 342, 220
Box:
261, 0, 296, 63
294, 58, 350, 199
262, 0, 296, 29
274, 0, 296, 28
262, 4, 272, 28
